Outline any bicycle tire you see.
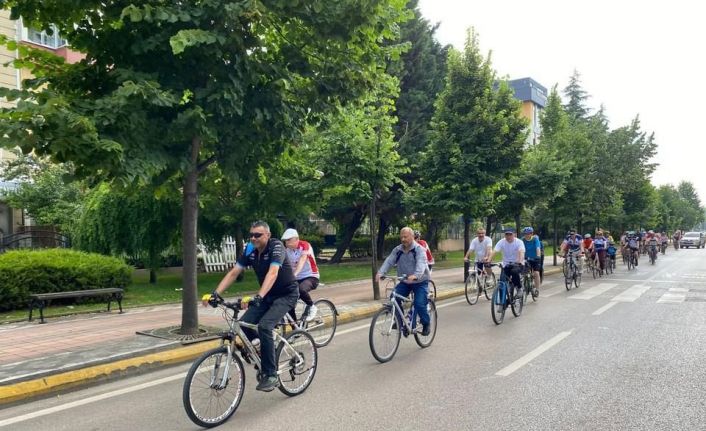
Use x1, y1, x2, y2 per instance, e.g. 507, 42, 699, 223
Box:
522, 276, 530, 305
427, 279, 437, 300
562, 259, 569, 278
465, 272, 480, 305
484, 271, 496, 300
276, 330, 318, 396
491, 284, 506, 325
304, 299, 337, 348
565, 262, 574, 290
369, 306, 401, 363
183, 346, 245, 428
574, 270, 582, 288
511, 283, 523, 317
414, 300, 437, 348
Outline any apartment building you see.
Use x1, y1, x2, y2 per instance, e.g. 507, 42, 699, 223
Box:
508, 77, 548, 145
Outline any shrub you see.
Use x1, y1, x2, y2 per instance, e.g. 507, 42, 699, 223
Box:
0, 249, 132, 311
348, 236, 401, 258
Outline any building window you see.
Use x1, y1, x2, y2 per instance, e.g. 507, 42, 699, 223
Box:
24, 25, 67, 49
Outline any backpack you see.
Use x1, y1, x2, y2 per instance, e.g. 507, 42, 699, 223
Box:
395, 247, 417, 264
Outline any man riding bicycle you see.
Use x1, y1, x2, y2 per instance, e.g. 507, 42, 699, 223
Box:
561, 229, 585, 267
207, 221, 299, 392
646, 230, 659, 261
626, 231, 640, 266
463, 228, 493, 276
488, 228, 526, 292
520, 227, 541, 294
376, 227, 431, 336
590, 230, 609, 272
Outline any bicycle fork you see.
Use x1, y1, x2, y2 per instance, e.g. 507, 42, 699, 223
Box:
210, 344, 233, 390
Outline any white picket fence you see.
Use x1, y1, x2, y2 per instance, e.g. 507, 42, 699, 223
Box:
199, 236, 241, 273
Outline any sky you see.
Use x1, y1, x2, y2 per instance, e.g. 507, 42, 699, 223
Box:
418, 0, 706, 202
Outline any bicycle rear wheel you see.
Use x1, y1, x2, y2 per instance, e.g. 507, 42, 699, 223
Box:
369, 306, 401, 363
465, 272, 480, 305
276, 330, 317, 396
484, 272, 496, 300
414, 300, 437, 348
183, 346, 245, 428
491, 284, 506, 325
304, 299, 337, 347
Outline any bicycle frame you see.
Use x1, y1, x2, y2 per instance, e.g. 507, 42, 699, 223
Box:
218, 306, 306, 380
381, 288, 421, 334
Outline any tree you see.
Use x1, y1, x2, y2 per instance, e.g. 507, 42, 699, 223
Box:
74, 183, 181, 283
420, 28, 526, 274
563, 69, 591, 121
0, 0, 408, 335
0, 151, 84, 235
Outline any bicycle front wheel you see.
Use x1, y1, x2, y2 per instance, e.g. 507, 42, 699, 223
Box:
465, 272, 480, 305
574, 270, 582, 288
183, 346, 245, 428
484, 272, 496, 300
414, 300, 437, 348
511, 284, 524, 317
491, 285, 506, 325
276, 330, 318, 396
305, 299, 337, 347
369, 306, 401, 363
565, 268, 573, 291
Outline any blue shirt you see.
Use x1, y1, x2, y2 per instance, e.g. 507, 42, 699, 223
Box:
522, 236, 541, 259
593, 237, 607, 251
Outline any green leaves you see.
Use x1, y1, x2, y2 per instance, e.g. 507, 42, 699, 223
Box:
170, 29, 224, 55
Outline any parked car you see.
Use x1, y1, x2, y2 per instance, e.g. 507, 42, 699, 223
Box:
680, 231, 705, 248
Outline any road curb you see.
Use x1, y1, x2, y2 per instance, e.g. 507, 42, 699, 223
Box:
0, 266, 564, 404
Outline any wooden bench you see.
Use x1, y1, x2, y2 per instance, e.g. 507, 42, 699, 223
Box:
28, 288, 124, 324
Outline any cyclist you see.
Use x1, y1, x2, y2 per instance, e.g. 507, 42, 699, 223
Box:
646, 230, 659, 261
376, 227, 431, 336
414, 230, 435, 271
561, 229, 585, 273
591, 230, 608, 272
488, 228, 526, 293
582, 233, 593, 252
463, 228, 493, 277
207, 221, 299, 392
281, 228, 320, 322
521, 227, 541, 294
626, 231, 640, 266
660, 231, 669, 253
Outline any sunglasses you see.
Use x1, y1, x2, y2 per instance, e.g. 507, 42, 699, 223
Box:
249, 232, 264, 239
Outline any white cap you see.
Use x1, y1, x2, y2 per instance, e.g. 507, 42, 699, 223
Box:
281, 228, 299, 240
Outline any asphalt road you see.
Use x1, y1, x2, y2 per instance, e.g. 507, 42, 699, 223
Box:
2, 248, 705, 431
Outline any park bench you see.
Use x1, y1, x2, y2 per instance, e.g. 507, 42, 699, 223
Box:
28, 288, 124, 324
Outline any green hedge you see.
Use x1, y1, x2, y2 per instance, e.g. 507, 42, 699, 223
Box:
348, 236, 400, 258
0, 249, 132, 311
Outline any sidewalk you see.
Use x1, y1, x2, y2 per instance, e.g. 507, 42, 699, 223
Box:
0, 259, 562, 404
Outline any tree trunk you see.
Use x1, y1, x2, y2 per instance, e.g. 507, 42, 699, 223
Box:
180, 137, 201, 335
463, 214, 471, 280
424, 218, 441, 251
370, 201, 380, 300
329, 209, 366, 264
149, 269, 157, 284
514, 214, 521, 235
234, 225, 244, 282
377, 217, 388, 256
485, 215, 493, 236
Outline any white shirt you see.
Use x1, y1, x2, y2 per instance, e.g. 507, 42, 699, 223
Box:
494, 238, 525, 266
468, 237, 493, 262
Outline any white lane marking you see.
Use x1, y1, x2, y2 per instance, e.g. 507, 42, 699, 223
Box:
0, 296, 470, 426
657, 293, 687, 304
495, 330, 573, 377
592, 301, 618, 315
611, 285, 651, 302
0, 373, 186, 428
542, 286, 567, 297
608, 278, 704, 285
668, 287, 689, 293
569, 283, 617, 300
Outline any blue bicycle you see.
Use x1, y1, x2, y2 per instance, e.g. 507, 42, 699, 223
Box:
491, 263, 524, 325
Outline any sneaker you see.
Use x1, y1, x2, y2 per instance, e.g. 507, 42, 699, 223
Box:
305, 304, 318, 322
533, 288, 539, 297
421, 324, 430, 336
256, 375, 280, 392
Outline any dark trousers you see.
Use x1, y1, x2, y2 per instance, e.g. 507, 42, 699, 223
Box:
240, 288, 299, 377
287, 277, 319, 321
394, 281, 430, 326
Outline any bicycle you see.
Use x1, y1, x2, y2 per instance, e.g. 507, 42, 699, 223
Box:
562, 251, 582, 290
660, 242, 667, 255
280, 298, 338, 348
369, 275, 438, 363
383, 275, 436, 300
491, 263, 524, 325
464, 262, 496, 305
183, 295, 318, 428
521, 261, 538, 303
626, 247, 638, 270
648, 245, 657, 265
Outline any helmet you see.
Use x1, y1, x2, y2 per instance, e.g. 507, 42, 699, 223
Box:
648, 230, 654, 234
522, 227, 534, 235
584, 233, 591, 239
413, 230, 421, 240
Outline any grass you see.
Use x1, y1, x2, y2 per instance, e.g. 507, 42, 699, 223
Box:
0, 248, 556, 323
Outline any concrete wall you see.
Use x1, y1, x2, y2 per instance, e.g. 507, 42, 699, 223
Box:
438, 238, 464, 252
